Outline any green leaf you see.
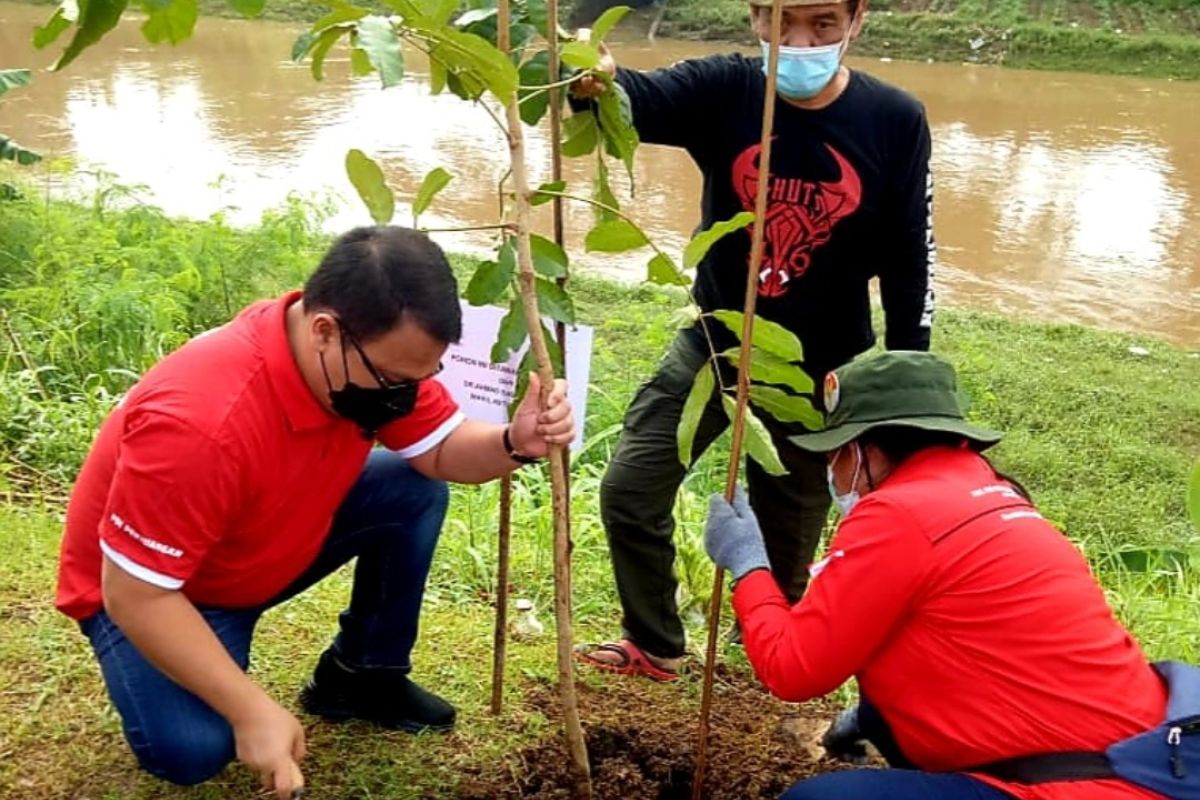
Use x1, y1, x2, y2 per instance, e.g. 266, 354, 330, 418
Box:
517, 50, 551, 127
292, 31, 318, 62
33, 3, 75, 51
312, 0, 368, 32
535, 278, 576, 324
0, 71, 33, 97
677, 363, 714, 467
52, 0, 131, 71
345, 148, 395, 225
356, 15, 405, 88
592, 155, 618, 221
427, 0, 458, 25
350, 46, 374, 76
530, 180, 565, 206
530, 234, 568, 279
562, 111, 600, 158
647, 253, 688, 287
525, 0, 549, 37
140, 0, 198, 45
560, 41, 600, 70
597, 81, 639, 180
749, 386, 823, 429
0, 135, 43, 166
465, 256, 514, 306
429, 56, 448, 94
585, 219, 648, 253
722, 347, 814, 394
309, 26, 349, 80
591, 4, 630, 41
225, 0, 264, 16
541, 321, 565, 376
491, 297, 528, 363
432, 28, 518, 105
413, 166, 452, 218
711, 310, 805, 364
722, 396, 788, 477
455, 8, 497, 28
685, 212, 754, 270
1188, 461, 1200, 533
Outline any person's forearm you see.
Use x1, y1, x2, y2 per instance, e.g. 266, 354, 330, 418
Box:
104, 580, 271, 726
422, 420, 527, 484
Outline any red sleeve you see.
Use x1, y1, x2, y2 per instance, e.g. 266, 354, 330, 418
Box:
376, 378, 463, 457
99, 411, 240, 590
731, 497, 931, 702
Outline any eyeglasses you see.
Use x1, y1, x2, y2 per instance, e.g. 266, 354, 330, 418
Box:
338, 322, 443, 390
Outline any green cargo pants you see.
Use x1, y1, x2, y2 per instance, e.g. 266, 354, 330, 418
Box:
599, 333, 831, 660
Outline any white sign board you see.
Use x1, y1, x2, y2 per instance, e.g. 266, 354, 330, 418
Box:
440, 301, 593, 451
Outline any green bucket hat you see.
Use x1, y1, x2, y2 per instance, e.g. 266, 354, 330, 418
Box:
789, 351, 1003, 453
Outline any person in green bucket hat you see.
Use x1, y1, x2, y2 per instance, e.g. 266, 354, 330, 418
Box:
704, 351, 1170, 800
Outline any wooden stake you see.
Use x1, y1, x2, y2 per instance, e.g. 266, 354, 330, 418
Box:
498, 2, 593, 795
691, 1, 785, 797
490, 474, 513, 715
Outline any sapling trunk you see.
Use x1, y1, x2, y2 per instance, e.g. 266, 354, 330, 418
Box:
490, 474, 512, 715
497, 1, 593, 795
692, 1, 786, 797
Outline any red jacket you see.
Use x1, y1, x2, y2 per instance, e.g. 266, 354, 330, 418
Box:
732, 446, 1167, 800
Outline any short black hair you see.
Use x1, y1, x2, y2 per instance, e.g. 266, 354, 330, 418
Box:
859, 425, 970, 465
303, 226, 462, 344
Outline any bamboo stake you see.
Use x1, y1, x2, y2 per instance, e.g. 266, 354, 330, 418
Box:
547, 0, 574, 579
691, 1, 785, 797
490, 474, 513, 715
498, 2, 593, 795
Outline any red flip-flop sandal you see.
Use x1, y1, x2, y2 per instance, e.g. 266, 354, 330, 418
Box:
574, 639, 680, 682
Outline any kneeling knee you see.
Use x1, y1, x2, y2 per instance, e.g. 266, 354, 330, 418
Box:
136, 727, 234, 786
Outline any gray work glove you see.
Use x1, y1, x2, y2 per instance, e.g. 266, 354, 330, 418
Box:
821, 705, 869, 765
704, 487, 770, 581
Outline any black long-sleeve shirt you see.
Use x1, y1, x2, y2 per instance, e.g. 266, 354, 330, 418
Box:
614, 55, 936, 376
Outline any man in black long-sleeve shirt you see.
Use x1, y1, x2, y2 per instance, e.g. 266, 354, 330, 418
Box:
577, 0, 936, 680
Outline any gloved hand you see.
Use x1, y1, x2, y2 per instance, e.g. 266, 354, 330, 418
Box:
821, 705, 869, 765
704, 487, 769, 581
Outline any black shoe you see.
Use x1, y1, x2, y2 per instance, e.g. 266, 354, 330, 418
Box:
299, 650, 456, 733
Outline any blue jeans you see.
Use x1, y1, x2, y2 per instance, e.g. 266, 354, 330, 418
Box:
781, 770, 1014, 799
79, 450, 449, 785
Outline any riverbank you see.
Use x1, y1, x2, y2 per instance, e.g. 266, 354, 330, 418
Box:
1, 190, 1197, 797
12, 0, 1200, 79
640, 0, 1200, 80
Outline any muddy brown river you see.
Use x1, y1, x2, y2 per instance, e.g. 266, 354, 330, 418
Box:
2, 2, 1197, 345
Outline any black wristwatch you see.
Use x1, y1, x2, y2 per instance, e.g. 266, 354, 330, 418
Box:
503, 425, 542, 465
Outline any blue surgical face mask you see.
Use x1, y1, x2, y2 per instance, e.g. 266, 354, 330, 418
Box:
761, 39, 844, 101
827, 444, 862, 517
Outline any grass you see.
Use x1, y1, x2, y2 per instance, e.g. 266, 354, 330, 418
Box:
0, 186, 1198, 797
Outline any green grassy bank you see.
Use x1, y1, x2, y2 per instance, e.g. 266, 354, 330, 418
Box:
13, 0, 1200, 79
638, 0, 1200, 79
1, 187, 1198, 797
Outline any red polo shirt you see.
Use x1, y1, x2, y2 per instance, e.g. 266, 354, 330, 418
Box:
56, 292, 463, 620
733, 446, 1167, 800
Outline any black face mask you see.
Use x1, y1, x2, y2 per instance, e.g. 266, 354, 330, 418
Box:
320, 323, 421, 438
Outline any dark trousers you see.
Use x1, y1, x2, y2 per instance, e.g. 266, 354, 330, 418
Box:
79, 450, 449, 785
779, 771, 1013, 799
600, 334, 831, 659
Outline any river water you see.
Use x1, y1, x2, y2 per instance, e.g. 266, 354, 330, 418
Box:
2, 2, 1197, 345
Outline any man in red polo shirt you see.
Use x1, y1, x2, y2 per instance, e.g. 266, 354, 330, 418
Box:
704, 351, 1168, 800
56, 226, 575, 798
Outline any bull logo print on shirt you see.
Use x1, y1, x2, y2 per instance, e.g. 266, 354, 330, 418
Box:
732, 140, 863, 298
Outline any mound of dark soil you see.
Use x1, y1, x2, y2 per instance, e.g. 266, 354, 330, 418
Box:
459, 668, 843, 799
